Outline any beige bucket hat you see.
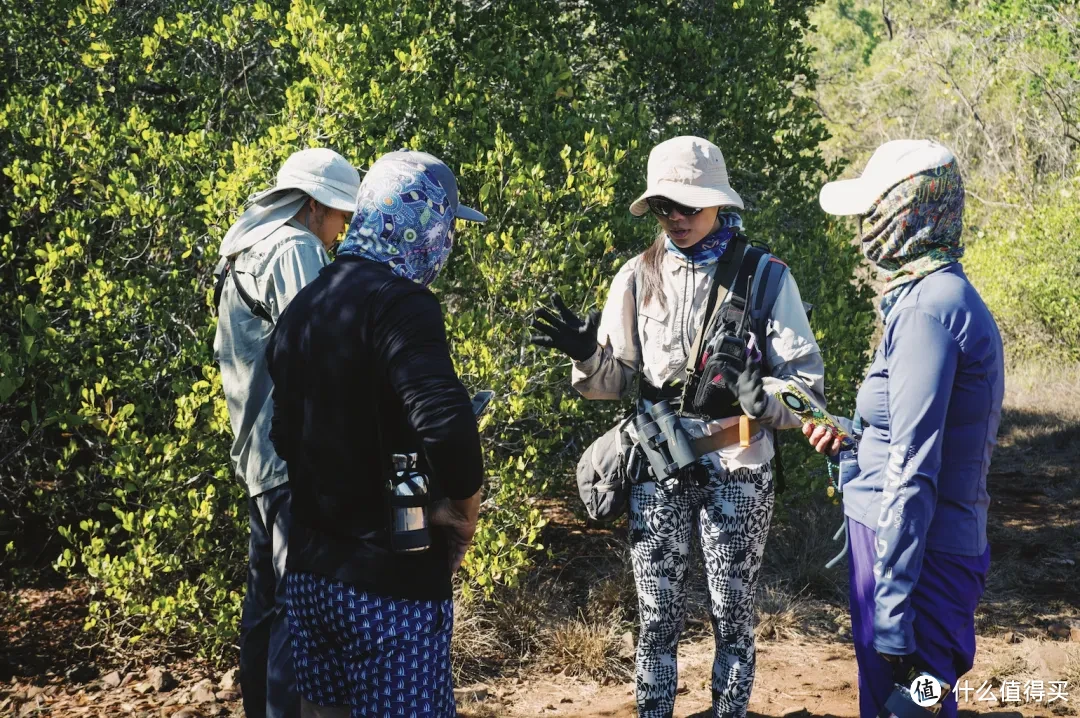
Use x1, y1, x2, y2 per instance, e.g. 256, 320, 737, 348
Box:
248, 147, 361, 212
629, 136, 744, 216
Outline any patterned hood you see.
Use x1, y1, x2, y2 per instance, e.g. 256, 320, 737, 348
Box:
336, 156, 456, 287
861, 160, 966, 299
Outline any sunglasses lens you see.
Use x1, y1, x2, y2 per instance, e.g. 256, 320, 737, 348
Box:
647, 198, 672, 216
648, 197, 702, 217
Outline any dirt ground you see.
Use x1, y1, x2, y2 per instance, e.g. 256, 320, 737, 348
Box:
2, 363, 1078, 717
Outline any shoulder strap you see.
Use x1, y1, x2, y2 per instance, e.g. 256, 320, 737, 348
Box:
212, 257, 229, 316
685, 237, 747, 380
229, 263, 275, 324
748, 253, 789, 362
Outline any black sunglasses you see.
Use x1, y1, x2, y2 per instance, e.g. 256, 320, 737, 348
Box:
646, 196, 703, 217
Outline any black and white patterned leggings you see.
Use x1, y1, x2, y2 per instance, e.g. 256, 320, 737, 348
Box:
629, 462, 775, 718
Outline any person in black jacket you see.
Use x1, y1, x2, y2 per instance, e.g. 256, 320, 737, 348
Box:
266, 150, 487, 718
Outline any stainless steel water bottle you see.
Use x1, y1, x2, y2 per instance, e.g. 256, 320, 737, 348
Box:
388, 453, 430, 553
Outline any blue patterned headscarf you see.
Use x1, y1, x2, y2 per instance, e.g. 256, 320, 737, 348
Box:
337, 156, 456, 287
664, 211, 744, 267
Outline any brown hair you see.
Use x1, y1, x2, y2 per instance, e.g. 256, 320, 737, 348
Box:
637, 228, 668, 311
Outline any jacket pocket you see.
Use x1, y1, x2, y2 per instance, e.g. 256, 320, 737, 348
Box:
638, 300, 671, 372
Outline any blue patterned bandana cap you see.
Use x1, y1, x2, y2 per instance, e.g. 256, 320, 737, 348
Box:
337, 157, 456, 287
663, 211, 743, 268
861, 160, 965, 316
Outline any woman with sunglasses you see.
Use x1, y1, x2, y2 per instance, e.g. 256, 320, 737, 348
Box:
532, 136, 824, 718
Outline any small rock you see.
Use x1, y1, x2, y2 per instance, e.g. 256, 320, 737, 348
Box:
560, 697, 573, 704
133, 682, 154, 695
619, 631, 635, 659
1048, 623, 1071, 639
453, 685, 489, 703
66, 664, 99, 685
544, 705, 556, 711
103, 672, 123, 689
170, 708, 204, 718
191, 680, 218, 704
149, 668, 178, 693
214, 690, 240, 702
1070, 627, 1080, 643
217, 669, 239, 693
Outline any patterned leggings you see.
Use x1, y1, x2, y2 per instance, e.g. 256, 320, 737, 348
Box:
629, 462, 775, 718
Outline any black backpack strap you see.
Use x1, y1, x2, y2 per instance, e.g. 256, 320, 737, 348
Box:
212, 256, 229, 316
720, 240, 790, 370
229, 263, 274, 323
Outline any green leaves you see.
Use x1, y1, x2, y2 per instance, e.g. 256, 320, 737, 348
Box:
0, 0, 870, 658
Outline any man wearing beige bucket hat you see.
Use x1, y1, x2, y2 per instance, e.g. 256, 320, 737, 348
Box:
214, 147, 361, 718
533, 136, 823, 718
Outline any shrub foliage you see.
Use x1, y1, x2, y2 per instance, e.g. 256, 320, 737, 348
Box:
0, 0, 872, 657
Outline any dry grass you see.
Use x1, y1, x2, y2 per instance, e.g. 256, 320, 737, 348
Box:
543, 611, 631, 681
984, 651, 1037, 686
762, 502, 847, 602
755, 582, 810, 641
978, 361, 1080, 633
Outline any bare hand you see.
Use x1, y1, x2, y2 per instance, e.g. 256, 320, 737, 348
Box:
802, 422, 842, 456
430, 498, 479, 575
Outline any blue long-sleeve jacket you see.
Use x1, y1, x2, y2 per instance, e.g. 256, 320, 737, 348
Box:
845, 263, 1004, 655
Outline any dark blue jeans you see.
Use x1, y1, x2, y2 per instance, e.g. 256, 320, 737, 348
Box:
240, 483, 299, 718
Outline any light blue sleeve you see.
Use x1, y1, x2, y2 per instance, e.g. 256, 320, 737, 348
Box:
872, 308, 958, 655
266, 242, 330, 321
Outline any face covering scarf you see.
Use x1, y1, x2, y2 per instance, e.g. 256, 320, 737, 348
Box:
861, 161, 966, 318
337, 158, 456, 287
663, 211, 743, 268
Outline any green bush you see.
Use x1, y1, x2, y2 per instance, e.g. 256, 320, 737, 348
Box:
965, 175, 1080, 362
0, 0, 873, 658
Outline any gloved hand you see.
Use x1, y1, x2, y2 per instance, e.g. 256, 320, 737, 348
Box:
530, 295, 600, 362
720, 362, 769, 419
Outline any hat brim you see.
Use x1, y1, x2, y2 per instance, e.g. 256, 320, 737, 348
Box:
250, 181, 358, 214
818, 178, 876, 216
455, 204, 487, 223
629, 181, 744, 216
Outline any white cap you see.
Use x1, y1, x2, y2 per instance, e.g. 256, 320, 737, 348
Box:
819, 140, 956, 216
249, 148, 361, 212
629, 136, 744, 216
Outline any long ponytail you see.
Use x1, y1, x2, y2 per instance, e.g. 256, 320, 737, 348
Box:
638, 228, 667, 310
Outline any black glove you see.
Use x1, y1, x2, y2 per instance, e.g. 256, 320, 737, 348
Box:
530, 295, 600, 362
720, 362, 769, 419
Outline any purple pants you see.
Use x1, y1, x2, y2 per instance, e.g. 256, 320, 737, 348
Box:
848, 518, 989, 718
